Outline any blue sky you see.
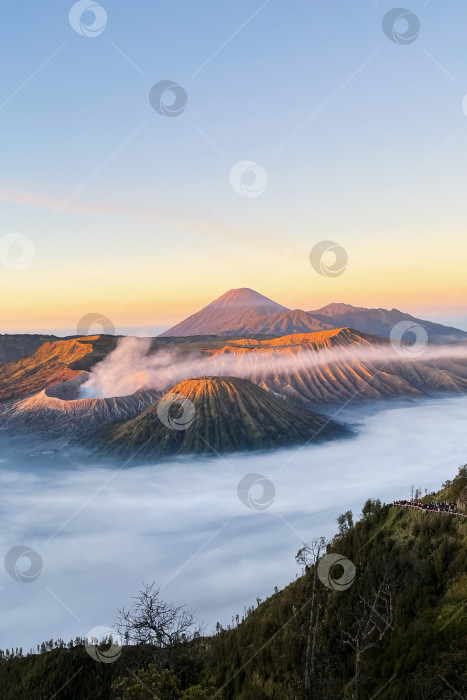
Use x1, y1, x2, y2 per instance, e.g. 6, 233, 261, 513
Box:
1, 1, 467, 332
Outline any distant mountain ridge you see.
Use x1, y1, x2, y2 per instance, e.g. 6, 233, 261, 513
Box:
307, 302, 465, 343
0, 334, 61, 365
160, 288, 467, 343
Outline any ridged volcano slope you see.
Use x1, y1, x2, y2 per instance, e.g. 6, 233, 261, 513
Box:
98, 376, 351, 458
0, 336, 118, 403
203, 328, 467, 407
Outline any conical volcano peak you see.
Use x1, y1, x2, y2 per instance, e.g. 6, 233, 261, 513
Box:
206, 287, 287, 311
160, 288, 289, 337
98, 375, 350, 459
160, 288, 467, 340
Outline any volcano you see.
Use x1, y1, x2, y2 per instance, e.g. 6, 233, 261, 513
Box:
97, 376, 351, 459
0, 374, 160, 437
160, 288, 467, 343
159, 288, 289, 337
3, 328, 467, 443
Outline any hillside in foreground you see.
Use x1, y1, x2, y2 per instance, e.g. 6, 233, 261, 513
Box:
0, 467, 465, 699
206, 467, 467, 699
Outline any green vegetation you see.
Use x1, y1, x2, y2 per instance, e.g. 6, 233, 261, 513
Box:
208, 473, 466, 699
1, 468, 466, 699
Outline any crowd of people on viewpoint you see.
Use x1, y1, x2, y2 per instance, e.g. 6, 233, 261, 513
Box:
392, 498, 467, 518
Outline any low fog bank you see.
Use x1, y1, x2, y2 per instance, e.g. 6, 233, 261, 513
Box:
78, 337, 467, 399
1, 394, 467, 650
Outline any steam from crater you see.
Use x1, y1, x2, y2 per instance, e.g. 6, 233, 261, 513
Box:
78, 336, 467, 400
79, 337, 205, 398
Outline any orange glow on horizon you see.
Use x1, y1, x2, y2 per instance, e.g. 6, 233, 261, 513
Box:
1, 236, 466, 332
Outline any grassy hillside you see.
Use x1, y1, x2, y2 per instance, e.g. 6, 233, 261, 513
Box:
0, 468, 465, 699
206, 466, 467, 699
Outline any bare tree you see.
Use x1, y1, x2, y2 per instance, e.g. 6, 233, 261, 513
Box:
117, 582, 196, 660
296, 537, 328, 699
343, 579, 394, 700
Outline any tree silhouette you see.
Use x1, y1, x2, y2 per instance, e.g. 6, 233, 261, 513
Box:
117, 582, 196, 664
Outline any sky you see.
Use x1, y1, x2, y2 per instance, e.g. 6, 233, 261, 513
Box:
1, 1, 467, 333
1, 395, 466, 650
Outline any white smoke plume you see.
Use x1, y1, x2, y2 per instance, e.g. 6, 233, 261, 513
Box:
79, 336, 467, 399
79, 337, 204, 398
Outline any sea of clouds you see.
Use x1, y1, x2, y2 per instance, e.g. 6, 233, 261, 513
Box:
1, 394, 467, 650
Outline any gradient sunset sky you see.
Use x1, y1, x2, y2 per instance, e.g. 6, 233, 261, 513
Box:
2, 1, 467, 334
